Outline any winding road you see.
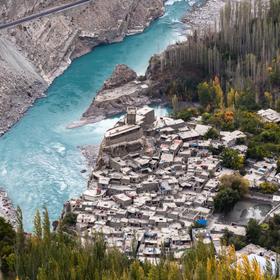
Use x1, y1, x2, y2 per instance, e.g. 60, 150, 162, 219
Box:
0, 0, 92, 30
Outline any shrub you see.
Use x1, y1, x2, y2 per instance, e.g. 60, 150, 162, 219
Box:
221, 148, 244, 170
259, 182, 279, 194
214, 188, 240, 212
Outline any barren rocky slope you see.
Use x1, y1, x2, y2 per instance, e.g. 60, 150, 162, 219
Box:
0, 0, 70, 21
0, 0, 164, 135
0, 38, 47, 135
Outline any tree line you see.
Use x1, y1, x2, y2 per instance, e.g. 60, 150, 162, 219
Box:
161, 0, 280, 111
0, 208, 278, 279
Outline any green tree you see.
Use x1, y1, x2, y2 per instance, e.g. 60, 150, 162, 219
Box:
34, 209, 42, 240
0, 217, 15, 275
37, 267, 48, 280
247, 143, 267, 160
221, 148, 244, 170
167, 262, 182, 280
198, 82, 215, 111
42, 207, 51, 242
221, 228, 246, 250
61, 213, 77, 228
6, 210, 277, 279
213, 76, 224, 109
259, 182, 279, 194
214, 188, 240, 212
204, 127, 219, 140
15, 206, 25, 277
214, 174, 249, 213
227, 88, 237, 108
220, 174, 249, 196
197, 78, 224, 111
171, 94, 179, 113
129, 261, 145, 280
175, 107, 198, 121
235, 88, 259, 111
264, 91, 273, 108
148, 266, 159, 280
246, 219, 262, 244
236, 111, 264, 135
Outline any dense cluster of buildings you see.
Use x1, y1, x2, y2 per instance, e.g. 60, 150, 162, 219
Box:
64, 106, 280, 262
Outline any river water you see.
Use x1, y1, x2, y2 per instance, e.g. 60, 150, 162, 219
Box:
0, 0, 198, 231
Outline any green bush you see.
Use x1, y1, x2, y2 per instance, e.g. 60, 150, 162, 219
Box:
259, 182, 279, 194
174, 107, 198, 121
0, 218, 15, 275
214, 188, 240, 212
221, 148, 244, 170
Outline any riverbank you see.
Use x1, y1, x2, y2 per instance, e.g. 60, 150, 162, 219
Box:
0, 0, 165, 137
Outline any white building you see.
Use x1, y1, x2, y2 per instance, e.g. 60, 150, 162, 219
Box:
258, 109, 280, 123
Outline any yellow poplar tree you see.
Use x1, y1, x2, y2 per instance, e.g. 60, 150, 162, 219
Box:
227, 88, 237, 108
213, 76, 224, 109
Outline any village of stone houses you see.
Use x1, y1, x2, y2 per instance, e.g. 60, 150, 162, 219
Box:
63, 106, 280, 263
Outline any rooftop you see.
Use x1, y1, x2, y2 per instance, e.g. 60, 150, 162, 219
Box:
105, 124, 141, 138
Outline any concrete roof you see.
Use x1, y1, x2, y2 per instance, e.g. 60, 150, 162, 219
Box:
105, 124, 141, 138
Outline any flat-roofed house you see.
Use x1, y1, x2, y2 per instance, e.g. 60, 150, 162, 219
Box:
137, 107, 155, 126
105, 124, 143, 146
258, 109, 280, 123
113, 193, 133, 207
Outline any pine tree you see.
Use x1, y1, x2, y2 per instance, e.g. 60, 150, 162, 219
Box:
15, 206, 25, 277
34, 209, 42, 240
129, 261, 145, 280
171, 94, 179, 113
42, 207, 51, 243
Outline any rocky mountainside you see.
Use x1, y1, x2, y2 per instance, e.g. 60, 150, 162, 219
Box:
0, 0, 164, 135
0, 38, 47, 135
0, 0, 70, 21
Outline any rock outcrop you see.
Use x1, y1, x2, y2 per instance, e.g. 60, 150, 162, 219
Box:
103, 64, 137, 90
79, 43, 209, 126
81, 64, 153, 124
0, 0, 165, 134
79, 54, 177, 126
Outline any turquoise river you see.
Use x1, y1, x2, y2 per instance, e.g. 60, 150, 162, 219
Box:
0, 0, 199, 231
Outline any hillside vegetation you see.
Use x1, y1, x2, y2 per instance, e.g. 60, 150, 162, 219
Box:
159, 0, 280, 109
0, 208, 277, 280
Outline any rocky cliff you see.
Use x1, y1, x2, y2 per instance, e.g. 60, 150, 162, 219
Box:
80, 64, 153, 124
0, 0, 164, 134
0, 37, 47, 135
